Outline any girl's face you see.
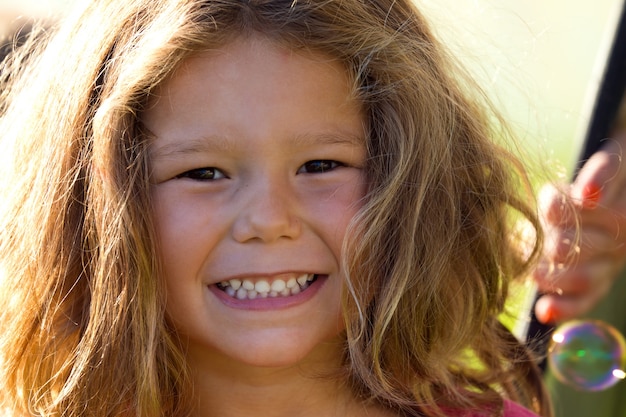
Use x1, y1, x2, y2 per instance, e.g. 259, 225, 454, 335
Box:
146, 36, 366, 370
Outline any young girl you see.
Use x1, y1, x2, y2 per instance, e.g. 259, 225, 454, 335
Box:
0, 0, 551, 416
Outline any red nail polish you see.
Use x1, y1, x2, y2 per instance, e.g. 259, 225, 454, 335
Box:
541, 309, 554, 324
582, 183, 602, 208
541, 306, 561, 324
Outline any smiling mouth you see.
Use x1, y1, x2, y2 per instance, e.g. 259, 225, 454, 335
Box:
215, 274, 319, 300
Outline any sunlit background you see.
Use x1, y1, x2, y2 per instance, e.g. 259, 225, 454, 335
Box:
420, 0, 622, 175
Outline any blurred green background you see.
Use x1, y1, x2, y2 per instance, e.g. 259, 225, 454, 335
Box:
419, 0, 622, 173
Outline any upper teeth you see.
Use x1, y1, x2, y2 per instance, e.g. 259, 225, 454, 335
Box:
217, 274, 316, 300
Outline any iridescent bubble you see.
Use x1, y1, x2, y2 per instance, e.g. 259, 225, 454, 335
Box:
548, 320, 626, 391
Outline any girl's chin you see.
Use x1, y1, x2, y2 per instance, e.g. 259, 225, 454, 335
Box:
188, 329, 346, 371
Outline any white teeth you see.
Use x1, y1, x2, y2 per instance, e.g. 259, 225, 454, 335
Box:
236, 287, 247, 300
254, 280, 270, 293
270, 280, 286, 292
297, 274, 308, 286
217, 274, 317, 300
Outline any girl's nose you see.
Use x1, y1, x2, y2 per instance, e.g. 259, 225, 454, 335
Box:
231, 181, 302, 243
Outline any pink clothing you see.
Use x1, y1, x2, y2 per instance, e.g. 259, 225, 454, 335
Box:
502, 400, 540, 417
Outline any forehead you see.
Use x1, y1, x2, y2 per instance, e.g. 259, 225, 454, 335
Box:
151, 34, 357, 101
145, 36, 361, 126
143, 34, 365, 158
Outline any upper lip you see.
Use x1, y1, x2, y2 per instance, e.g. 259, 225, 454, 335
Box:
207, 271, 323, 285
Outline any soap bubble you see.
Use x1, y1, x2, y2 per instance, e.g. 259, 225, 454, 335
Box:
548, 320, 626, 391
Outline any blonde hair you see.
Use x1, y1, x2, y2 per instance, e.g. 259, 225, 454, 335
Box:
0, 0, 550, 416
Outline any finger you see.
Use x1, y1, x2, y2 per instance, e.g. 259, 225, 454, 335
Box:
534, 293, 600, 324
544, 224, 626, 264
534, 263, 615, 323
577, 225, 626, 261
534, 262, 616, 323
534, 258, 616, 295
541, 226, 578, 263
572, 137, 625, 207
538, 183, 577, 226
542, 210, 626, 264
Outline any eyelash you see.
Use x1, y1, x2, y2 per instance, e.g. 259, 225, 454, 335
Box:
176, 160, 344, 181
176, 167, 227, 181
297, 160, 344, 174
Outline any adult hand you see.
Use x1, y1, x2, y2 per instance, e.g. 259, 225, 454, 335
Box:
534, 132, 626, 323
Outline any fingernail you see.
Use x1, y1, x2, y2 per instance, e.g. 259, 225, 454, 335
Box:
548, 306, 564, 324
541, 308, 555, 324
581, 183, 602, 208
537, 302, 560, 324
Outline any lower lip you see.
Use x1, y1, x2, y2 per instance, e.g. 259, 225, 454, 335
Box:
208, 275, 328, 311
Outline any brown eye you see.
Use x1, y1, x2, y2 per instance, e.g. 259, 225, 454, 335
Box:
298, 160, 342, 174
176, 167, 226, 180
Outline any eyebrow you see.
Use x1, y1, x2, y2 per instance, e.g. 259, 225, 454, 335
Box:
150, 131, 364, 160
150, 136, 235, 160
294, 131, 364, 147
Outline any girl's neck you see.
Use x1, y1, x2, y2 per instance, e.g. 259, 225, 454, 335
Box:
186, 340, 394, 417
